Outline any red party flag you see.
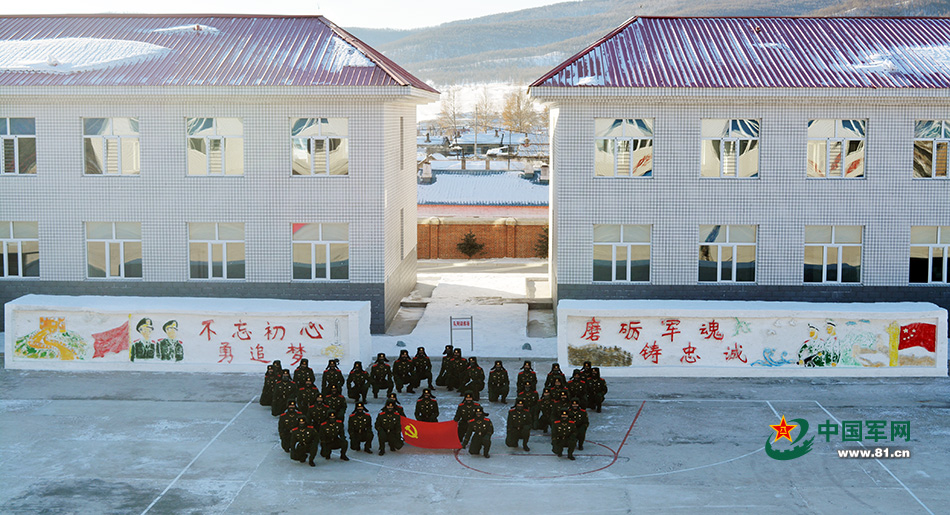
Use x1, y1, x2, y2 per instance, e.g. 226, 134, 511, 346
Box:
92, 321, 130, 358
401, 416, 462, 449
898, 323, 937, 353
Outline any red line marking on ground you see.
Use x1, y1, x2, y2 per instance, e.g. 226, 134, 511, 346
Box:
616, 400, 646, 454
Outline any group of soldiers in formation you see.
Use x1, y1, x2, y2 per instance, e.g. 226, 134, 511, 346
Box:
259, 345, 608, 466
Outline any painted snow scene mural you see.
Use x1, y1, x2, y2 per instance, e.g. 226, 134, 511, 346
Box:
5, 295, 371, 372
558, 300, 948, 377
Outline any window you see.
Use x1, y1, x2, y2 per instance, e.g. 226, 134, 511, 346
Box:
1, 118, 37, 175
701, 119, 759, 178
189, 223, 245, 279
1, 221, 39, 278
910, 226, 950, 283
807, 119, 866, 178
292, 223, 348, 280
291, 118, 348, 175
86, 222, 142, 279
83, 118, 140, 175
593, 224, 650, 282
594, 119, 653, 177
804, 226, 862, 283
186, 118, 243, 175
913, 120, 949, 178
699, 225, 756, 282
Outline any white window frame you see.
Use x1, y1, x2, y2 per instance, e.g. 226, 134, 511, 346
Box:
807, 119, 867, 178
291, 223, 349, 281
592, 224, 651, 282
804, 226, 863, 284
189, 223, 245, 280
86, 222, 142, 279
291, 118, 349, 176
594, 118, 653, 178
186, 118, 244, 176
700, 119, 760, 178
83, 118, 140, 175
0, 118, 37, 175
698, 225, 757, 283
1, 221, 39, 278
910, 226, 949, 284
913, 120, 949, 179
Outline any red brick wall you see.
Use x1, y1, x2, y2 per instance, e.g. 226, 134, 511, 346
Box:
417, 219, 547, 259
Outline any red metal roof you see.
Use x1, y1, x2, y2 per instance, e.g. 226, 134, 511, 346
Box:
531, 17, 950, 89
0, 14, 437, 92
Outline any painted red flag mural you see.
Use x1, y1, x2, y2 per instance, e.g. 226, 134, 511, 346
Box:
898, 323, 936, 353
400, 417, 462, 449
92, 321, 130, 358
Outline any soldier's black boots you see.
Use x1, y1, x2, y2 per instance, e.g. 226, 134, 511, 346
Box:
309, 460, 315, 467
379, 449, 385, 456
523, 444, 530, 452
364, 444, 372, 453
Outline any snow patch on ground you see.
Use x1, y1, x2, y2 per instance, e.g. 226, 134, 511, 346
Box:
0, 38, 172, 73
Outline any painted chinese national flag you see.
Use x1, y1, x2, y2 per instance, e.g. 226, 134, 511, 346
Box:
92, 321, 130, 358
898, 323, 937, 353
400, 417, 462, 449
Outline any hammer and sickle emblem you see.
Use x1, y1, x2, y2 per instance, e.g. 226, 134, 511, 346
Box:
404, 423, 419, 439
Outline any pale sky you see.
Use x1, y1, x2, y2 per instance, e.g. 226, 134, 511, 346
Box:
2, 0, 566, 30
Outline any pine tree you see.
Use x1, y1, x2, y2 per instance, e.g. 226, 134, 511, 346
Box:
457, 231, 485, 258
535, 227, 549, 259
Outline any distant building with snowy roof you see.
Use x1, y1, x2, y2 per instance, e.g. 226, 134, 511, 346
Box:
0, 14, 438, 333
530, 17, 950, 317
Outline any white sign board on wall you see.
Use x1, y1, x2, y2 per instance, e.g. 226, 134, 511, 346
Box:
4, 295, 372, 373
557, 300, 948, 377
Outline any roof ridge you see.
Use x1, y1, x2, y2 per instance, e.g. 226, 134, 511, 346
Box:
530, 16, 640, 88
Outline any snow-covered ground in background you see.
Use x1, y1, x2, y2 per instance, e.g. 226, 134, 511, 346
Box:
417, 83, 527, 122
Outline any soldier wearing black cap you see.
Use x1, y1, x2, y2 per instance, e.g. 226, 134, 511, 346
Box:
435, 345, 453, 388
551, 410, 577, 460
393, 349, 415, 394
321, 359, 345, 393
324, 384, 347, 419
414, 388, 439, 422
375, 400, 404, 455
157, 320, 184, 362
568, 399, 590, 451
447, 348, 466, 392
260, 363, 277, 406
506, 399, 532, 451
308, 393, 329, 427
348, 402, 374, 453
412, 346, 434, 391
319, 411, 349, 461
567, 369, 588, 409
454, 392, 481, 443
545, 363, 566, 390
462, 357, 485, 401
462, 406, 494, 458
296, 377, 320, 416
131, 317, 155, 362
370, 353, 394, 399
293, 358, 316, 387
588, 367, 607, 413
487, 360, 510, 403
386, 392, 406, 417
517, 387, 540, 429
278, 400, 304, 452
516, 361, 537, 394
346, 361, 370, 404
272, 369, 296, 417
291, 416, 319, 466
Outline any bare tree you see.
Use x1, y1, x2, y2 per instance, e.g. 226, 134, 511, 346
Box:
501, 88, 540, 134
437, 86, 464, 140
473, 87, 498, 134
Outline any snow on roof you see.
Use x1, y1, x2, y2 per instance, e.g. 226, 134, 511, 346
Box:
151, 24, 220, 35
0, 37, 171, 74
532, 17, 950, 89
430, 160, 526, 171
418, 171, 548, 206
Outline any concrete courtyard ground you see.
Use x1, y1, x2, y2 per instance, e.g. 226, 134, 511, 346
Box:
1, 355, 947, 514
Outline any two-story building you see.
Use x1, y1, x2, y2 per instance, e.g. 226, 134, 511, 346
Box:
530, 17, 950, 314
0, 15, 438, 333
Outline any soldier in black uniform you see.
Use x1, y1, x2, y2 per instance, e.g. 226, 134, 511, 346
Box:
278, 400, 303, 453
346, 361, 370, 404
487, 360, 510, 403
296, 377, 320, 417
568, 399, 590, 450
324, 384, 347, 419
385, 392, 407, 417
517, 388, 540, 429
588, 367, 608, 413
271, 370, 296, 417
348, 402, 374, 453
461, 357, 485, 401
319, 411, 349, 461
435, 345, 453, 388
550, 410, 577, 460
454, 392, 481, 443
260, 363, 277, 406
293, 358, 316, 387
505, 399, 532, 451
375, 400, 404, 455
308, 393, 329, 427
446, 348, 465, 392
321, 359, 345, 393
412, 346, 434, 391
392, 349, 415, 393
291, 416, 319, 466
461, 406, 494, 458
516, 361, 538, 394
545, 363, 567, 390
370, 353, 394, 399
538, 387, 560, 434
566, 370, 588, 409
414, 388, 439, 422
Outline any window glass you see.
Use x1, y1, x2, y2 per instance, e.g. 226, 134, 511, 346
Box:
293, 223, 321, 241
805, 226, 832, 244
594, 119, 623, 138
593, 224, 621, 242
835, 226, 862, 244
86, 222, 113, 239
83, 118, 109, 135
322, 223, 348, 241
189, 223, 216, 240
911, 226, 937, 244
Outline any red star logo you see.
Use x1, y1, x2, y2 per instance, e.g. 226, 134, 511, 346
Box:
770, 416, 798, 443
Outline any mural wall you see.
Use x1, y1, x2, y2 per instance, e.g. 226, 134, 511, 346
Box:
5, 295, 371, 372
558, 300, 948, 377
